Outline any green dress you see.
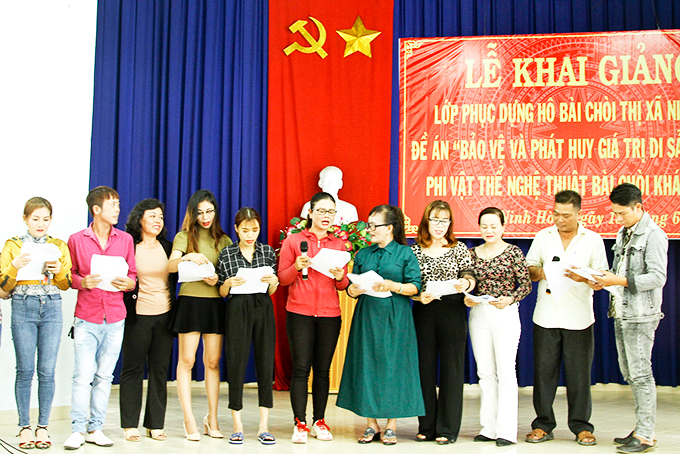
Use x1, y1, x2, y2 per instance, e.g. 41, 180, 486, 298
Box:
336, 240, 425, 418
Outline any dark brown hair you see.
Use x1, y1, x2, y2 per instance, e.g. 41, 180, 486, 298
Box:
417, 200, 457, 247
86, 186, 119, 216
180, 189, 227, 253
234, 207, 261, 229
478, 206, 505, 225
23, 197, 53, 218
125, 198, 167, 244
369, 205, 408, 246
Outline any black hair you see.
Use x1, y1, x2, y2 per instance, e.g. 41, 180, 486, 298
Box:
478, 206, 505, 225
305, 192, 336, 228
125, 198, 167, 244
369, 205, 407, 246
555, 190, 582, 210
609, 183, 643, 207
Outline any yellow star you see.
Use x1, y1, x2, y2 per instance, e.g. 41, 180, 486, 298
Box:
336, 16, 381, 58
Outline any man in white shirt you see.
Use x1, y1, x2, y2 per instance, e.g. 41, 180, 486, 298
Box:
524, 190, 608, 446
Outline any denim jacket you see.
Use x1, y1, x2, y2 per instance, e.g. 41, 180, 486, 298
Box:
610, 212, 668, 322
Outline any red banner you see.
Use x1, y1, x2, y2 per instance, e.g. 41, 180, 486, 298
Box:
400, 30, 680, 238
268, 1, 394, 389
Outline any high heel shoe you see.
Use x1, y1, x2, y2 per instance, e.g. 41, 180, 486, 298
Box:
183, 422, 201, 441
203, 415, 224, 439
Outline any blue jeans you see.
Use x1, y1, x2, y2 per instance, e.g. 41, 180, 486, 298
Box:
614, 318, 659, 441
11, 294, 63, 427
71, 317, 124, 433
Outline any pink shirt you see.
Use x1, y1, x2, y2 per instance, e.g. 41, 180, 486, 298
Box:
68, 224, 137, 324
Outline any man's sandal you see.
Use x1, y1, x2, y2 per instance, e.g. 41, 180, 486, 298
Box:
525, 428, 554, 443
577, 430, 597, 446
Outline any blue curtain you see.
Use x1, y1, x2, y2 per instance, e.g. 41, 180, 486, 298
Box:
391, 0, 680, 386
90, 0, 679, 386
91, 0, 268, 382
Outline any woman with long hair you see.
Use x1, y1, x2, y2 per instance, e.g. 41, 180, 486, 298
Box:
119, 199, 177, 442
217, 207, 279, 445
337, 205, 423, 445
0, 197, 72, 449
278, 192, 349, 444
466, 207, 531, 447
411, 200, 475, 445
168, 189, 231, 441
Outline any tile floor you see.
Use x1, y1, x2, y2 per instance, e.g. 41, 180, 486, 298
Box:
1, 384, 678, 453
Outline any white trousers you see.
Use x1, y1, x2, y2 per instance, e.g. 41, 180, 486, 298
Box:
469, 303, 521, 442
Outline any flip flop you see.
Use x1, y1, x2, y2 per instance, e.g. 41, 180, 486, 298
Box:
229, 432, 244, 444
257, 432, 276, 445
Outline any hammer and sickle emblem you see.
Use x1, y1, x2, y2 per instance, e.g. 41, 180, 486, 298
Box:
283, 16, 328, 59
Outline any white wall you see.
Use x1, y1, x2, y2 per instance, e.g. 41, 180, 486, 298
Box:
0, 0, 96, 415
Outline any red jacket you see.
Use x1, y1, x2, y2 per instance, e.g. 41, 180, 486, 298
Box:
279, 230, 350, 317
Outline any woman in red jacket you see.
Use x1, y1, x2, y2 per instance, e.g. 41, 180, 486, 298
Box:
279, 192, 350, 444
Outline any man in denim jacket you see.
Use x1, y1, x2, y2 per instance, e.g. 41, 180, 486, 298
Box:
594, 183, 667, 454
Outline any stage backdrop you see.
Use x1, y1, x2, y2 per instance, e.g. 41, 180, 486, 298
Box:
400, 30, 680, 238
268, 0, 394, 389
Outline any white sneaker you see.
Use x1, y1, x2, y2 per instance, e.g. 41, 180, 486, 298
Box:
84, 430, 114, 447
63, 432, 85, 450
310, 419, 333, 441
291, 420, 309, 444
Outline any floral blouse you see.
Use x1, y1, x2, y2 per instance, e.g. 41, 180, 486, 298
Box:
411, 242, 474, 289
469, 244, 531, 303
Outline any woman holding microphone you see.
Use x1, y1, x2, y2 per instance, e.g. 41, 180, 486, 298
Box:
279, 192, 349, 444
168, 190, 231, 440
0, 197, 72, 449
466, 207, 531, 447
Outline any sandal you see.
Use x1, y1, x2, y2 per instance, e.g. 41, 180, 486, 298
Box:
382, 429, 397, 445
436, 436, 452, 445
416, 433, 430, 441
577, 430, 597, 446
525, 428, 554, 443
124, 428, 141, 442
35, 426, 51, 449
146, 428, 167, 441
358, 427, 380, 444
257, 432, 276, 445
19, 426, 35, 449
229, 432, 244, 444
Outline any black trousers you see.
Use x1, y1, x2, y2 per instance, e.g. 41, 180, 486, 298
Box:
225, 294, 276, 410
286, 312, 341, 424
413, 294, 467, 440
119, 312, 174, 429
531, 324, 595, 435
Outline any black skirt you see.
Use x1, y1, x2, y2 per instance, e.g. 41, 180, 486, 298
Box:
170, 295, 226, 335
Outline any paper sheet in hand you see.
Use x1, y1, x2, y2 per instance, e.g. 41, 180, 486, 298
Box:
464, 291, 499, 304
425, 279, 460, 297
543, 260, 578, 301
347, 270, 391, 298
15, 242, 61, 281
570, 267, 604, 282
309, 248, 351, 279
230, 266, 275, 294
178, 261, 216, 283
90, 254, 130, 292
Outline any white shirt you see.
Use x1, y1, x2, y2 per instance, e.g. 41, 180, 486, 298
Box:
526, 223, 608, 330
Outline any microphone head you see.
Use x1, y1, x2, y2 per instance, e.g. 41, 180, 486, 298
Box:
300, 241, 308, 253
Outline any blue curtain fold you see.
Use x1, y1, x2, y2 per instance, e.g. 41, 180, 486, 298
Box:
391, 0, 680, 386
91, 0, 268, 382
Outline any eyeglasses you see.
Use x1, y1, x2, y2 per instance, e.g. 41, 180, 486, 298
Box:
366, 223, 389, 231
429, 218, 451, 226
315, 208, 337, 216
197, 209, 215, 217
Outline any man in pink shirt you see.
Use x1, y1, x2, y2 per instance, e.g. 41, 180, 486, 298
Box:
63, 187, 136, 450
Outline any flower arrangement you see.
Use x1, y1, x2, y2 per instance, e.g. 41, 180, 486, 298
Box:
279, 217, 372, 260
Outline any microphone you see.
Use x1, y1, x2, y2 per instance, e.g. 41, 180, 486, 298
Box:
300, 241, 308, 281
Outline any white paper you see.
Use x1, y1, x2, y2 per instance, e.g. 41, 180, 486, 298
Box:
347, 270, 391, 298
543, 259, 578, 301
178, 261, 216, 283
464, 291, 499, 304
570, 267, 604, 282
90, 254, 130, 292
230, 266, 275, 295
309, 248, 351, 279
425, 279, 461, 297
15, 242, 61, 281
